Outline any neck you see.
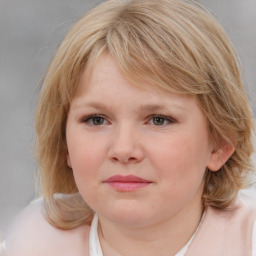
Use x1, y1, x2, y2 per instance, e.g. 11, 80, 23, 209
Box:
97, 201, 203, 256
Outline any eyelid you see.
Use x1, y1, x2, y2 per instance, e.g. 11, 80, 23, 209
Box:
82, 113, 102, 120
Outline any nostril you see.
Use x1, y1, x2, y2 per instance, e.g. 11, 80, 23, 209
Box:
112, 157, 119, 162
111, 156, 137, 164
128, 157, 136, 161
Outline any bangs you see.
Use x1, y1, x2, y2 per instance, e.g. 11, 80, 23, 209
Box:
103, 2, 212, 95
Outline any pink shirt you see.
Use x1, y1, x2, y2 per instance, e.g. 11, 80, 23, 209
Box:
2, 196, 256, 256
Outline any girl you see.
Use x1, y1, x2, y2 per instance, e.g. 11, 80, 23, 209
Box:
4, 0, 256, 255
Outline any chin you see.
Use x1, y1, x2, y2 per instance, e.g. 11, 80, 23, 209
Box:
101, 206, 152, 227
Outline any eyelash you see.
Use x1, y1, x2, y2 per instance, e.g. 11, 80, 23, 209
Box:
81, 114, 176, 126
82, 114, 108, 126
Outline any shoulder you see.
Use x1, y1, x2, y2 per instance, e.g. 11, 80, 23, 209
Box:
187, 195, 256, 255
239, 191, 256, 256
232, 192, 256, 221
4, 198, 91, 256
206, 194, 256, 230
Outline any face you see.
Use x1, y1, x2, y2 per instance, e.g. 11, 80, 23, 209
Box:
66, 54, 216, 227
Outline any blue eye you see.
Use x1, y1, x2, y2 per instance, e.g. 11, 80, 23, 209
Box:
150, 115, 174, 126
83, 115, 107, 125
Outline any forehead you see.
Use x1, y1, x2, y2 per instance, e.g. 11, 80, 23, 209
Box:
76, 53, 186, 98
71, 54, 199, 114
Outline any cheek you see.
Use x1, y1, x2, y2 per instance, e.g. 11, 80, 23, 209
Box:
66, 132, 107, 177
68, 141, 104, 200
67, 139, 111, 210
149, 134, 209, 181
69, 145, 104, 173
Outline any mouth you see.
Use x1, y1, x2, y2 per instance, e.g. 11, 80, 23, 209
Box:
103, 175, 153, 192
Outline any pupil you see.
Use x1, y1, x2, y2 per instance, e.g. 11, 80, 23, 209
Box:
93, 117, 103, 125
154, 117, 164, 125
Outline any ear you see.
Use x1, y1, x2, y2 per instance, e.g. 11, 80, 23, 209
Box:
67, 154, 72, 168
207, 141, 235, 172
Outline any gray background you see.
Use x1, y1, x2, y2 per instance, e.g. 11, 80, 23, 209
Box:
0, 0, 255, 237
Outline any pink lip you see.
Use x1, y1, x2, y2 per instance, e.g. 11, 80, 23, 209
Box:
104, 175, 152, 192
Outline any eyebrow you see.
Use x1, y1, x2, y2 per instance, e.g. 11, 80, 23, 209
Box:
138, 104, 171, 112
71, 101, 109, 110
140, 101, 190, 113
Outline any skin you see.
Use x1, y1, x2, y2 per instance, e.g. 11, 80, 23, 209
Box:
66, 54, 233, 256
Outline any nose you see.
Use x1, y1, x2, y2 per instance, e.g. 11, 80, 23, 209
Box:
107, 124, 144, 164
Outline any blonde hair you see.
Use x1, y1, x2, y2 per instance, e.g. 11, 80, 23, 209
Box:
35, 0, 255, 229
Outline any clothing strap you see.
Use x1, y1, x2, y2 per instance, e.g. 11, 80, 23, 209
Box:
89, 215, 103, 256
